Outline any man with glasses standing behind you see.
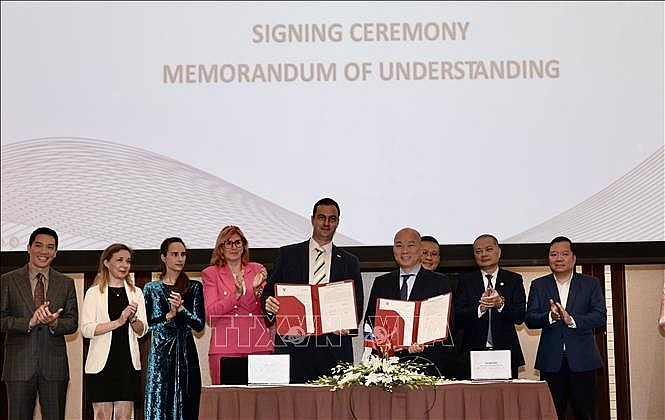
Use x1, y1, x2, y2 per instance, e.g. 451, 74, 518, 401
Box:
0, 227, 78, 420
420, 236, 441, 272
262, 198, 364, 383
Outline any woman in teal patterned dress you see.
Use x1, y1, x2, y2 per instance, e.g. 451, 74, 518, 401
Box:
144, 237, 205, 420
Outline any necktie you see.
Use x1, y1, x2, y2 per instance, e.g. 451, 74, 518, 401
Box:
34, 273, 45, 308
400, 274, 413, 300
485, 273, 493, 348
313, 248, 326, 284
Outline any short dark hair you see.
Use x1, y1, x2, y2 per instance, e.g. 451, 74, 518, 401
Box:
549, 236, 576, 255
473, 234, 499, 247
312, 197, 340, 218
29, 227, 59, 248
421, 235, 439, 246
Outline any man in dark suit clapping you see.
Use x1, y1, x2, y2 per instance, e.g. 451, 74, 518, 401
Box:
455, 234, 526, 379
0, 227, 79, 420
525, 236, 606, 420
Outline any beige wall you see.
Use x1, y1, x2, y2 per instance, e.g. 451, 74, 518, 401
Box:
65, 274, 84, 420
626, 265, 665, 420
509, 266, 552, 379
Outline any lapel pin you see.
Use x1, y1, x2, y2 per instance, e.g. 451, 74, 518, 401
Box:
500, 282, 504, 286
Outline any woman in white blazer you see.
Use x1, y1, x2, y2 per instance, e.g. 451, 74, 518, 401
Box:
81, 243, 147, 420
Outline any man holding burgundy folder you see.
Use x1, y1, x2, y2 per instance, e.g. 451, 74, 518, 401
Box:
262, 198, 364, 383
364, 227, 453, 376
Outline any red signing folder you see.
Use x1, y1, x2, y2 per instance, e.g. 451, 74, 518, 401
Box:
374, 293, 452, 350
274, 280, 358, 336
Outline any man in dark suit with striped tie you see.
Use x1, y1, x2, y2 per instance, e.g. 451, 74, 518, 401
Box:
1, 227, 79, 420
263, 198, 364, 383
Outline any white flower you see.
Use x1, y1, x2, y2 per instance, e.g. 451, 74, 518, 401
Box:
313, 354, 440, 392
365, 372, 382, 385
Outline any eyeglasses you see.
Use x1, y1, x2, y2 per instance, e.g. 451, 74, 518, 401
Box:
223, 240, 243, 249
474, 246, 498, 255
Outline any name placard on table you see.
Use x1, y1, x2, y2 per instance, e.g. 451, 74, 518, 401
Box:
248, 354, 290, 384
470, 350, 511, 380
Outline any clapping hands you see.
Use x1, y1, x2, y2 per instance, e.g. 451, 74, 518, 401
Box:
168, 291, 184, 313
479, 288, 502, 310
549, 298, 572, 325
29, 301, 63, 329
120, 301, 139, 324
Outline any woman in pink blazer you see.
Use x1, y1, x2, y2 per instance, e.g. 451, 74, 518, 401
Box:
202, 225, 273, 384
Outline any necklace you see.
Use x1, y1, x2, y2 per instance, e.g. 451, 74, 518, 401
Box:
110, 286, 123, 297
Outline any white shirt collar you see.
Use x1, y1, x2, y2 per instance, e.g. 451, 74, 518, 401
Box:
481, 267, 499, 278
400, 265, 421, 277
309, 238, 333, 254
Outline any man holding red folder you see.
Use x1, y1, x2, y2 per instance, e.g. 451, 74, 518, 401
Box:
364, 227, 453, 376
262, 198, 364, 383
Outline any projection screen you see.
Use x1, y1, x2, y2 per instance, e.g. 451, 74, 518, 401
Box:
1, 1, 663, 250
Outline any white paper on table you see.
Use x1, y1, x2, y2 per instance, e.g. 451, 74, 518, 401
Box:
470, 350, 511, 380
416, 293, 451, 344
317, 281, 357, 333
276, 284, 315, 334
248, 354, 290, 384
378, 299, 416, 346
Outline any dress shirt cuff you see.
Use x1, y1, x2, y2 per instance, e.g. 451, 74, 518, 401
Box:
567, 316, 577, 328
477, 306, 486, 318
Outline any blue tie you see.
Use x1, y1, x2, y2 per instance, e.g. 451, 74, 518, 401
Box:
400, 274, 413, 300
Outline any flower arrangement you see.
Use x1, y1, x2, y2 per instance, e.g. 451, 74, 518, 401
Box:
313, 354, 439, 392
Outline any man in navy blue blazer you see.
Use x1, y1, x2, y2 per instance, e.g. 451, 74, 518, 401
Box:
525, 236, 606, 420
455, 234, 525, 379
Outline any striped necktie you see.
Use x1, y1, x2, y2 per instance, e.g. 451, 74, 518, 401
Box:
313, 247, 326, 284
